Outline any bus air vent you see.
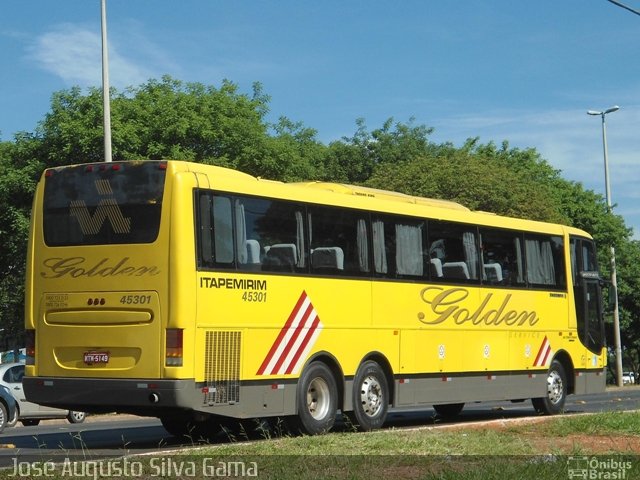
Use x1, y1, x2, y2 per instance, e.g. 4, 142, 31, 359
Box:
204, 331, 241, 405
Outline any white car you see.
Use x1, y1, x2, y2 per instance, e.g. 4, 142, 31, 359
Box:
0, 363, 85, 426
622, 372, 635, 386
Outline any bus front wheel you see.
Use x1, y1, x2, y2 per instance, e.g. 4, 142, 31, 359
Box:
350, 360, 389, 431
293, 362, 338, 435
532, 360, 567, 415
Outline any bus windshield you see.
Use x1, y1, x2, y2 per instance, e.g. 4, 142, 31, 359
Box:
43, 161, 166, 246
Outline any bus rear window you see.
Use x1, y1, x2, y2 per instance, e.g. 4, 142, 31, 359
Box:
43, 161, 166, 246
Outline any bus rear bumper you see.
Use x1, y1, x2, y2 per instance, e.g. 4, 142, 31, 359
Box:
23, 376, 195, 415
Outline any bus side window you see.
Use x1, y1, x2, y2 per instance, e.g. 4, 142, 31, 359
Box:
479, 228, 525, 287
233, 195, 306, 273
524, 234, 565, 289
428, 220, 480, 283
196, 192, 234, 268
371, 215, 426, 279
309, 206, 369, 276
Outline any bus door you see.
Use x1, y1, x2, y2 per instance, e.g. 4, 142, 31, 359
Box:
570, 237, 605, 355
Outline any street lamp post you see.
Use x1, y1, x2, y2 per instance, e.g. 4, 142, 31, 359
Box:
101, 0, 112, 162
587, 105, 622, 387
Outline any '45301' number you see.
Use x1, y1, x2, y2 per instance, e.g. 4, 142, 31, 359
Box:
120, 295, 152, 305
242, 291, 267, 303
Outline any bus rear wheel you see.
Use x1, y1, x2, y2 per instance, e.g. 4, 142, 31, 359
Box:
292, 362, 338, 435
350, 360, 389, 431
532, 360, 567, 415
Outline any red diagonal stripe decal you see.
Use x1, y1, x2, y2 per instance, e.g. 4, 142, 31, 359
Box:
256, 291, 308, 375
270, 302, 314, 374
285, 314, 321, 375
534, 336, 551, 367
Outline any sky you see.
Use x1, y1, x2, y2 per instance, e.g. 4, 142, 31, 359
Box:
1, 1, 639, 237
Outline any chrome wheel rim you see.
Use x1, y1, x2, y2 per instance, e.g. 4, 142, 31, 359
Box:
306, 377, 331, 420
359, 375, 383, 417
547, 370, 564, 405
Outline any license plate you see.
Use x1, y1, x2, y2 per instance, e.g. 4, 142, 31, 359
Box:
83, 351, 109, 364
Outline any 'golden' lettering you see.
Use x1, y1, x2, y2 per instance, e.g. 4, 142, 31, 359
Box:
419, 287, 539, 327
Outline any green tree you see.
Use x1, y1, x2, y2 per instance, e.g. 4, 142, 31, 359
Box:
35, 76, 322, 182
321, 117, 435, 183
39, 76, 273, 168
616, 240, 640, 381
365, 139, 564, 223
246, 116, 324, 181
0, 135, 43, 347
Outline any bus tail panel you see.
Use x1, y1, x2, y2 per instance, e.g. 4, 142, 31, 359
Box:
35, 291, 162, 378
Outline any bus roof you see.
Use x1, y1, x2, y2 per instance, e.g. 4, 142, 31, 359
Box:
292, 182, 470, 211
172, 161, 593, 239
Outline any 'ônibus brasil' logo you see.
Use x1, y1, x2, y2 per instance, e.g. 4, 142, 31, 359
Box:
257, 291, 323, 376
70, 179, 131, 235
418, 286, 540, 327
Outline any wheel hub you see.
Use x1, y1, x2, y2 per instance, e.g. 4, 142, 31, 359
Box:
307, 377, 331, 420
359, 375, 383, 417
547, 370, 564, 405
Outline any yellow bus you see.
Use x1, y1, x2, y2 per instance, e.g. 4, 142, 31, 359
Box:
24, 160, 607, 436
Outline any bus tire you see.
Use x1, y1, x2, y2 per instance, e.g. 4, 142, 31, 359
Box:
532, 360, 567, 415
293, 362, 338, 435
350, 360, 389, 431
433, 403, 465, 419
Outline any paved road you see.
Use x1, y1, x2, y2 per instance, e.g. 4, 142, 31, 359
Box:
1, 387, 638, 467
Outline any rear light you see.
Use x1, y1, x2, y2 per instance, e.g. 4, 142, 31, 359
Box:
25, 330, 35, 365
165, 329, 183, 366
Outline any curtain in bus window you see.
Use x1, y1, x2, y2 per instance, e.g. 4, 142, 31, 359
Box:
357, 218, 369, 272
541, 241, 555, 283
514, 238, 524, 283
295, 210, 305, 268
463, 232, 478, 279
525, 239, 555, 285
235, 200, 248, 265
396, 223, 423, 276
372, 220, 387, 274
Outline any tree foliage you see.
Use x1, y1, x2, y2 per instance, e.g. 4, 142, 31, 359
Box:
366, 139, 565, 223
0, 76, 638, 373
